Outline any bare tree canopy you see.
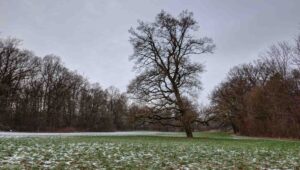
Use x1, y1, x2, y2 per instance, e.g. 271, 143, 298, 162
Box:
127, 10, 215, 137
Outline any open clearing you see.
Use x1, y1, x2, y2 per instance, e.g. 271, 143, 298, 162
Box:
0, 132, 299, 169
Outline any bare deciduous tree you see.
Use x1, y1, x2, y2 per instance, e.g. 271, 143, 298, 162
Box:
128, 10, 215, 137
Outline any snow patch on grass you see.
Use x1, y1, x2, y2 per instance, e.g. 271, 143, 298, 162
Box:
0, 131, 166, 138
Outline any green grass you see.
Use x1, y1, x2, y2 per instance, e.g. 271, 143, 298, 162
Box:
0, 132, 300, 169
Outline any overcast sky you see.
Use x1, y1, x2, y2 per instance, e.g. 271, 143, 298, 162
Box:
1, 0, 300, 104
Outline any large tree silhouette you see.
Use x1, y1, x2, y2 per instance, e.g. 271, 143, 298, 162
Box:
128, 10, 215, 137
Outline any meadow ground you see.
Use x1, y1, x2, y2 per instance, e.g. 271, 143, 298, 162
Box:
0, 131, 299, 169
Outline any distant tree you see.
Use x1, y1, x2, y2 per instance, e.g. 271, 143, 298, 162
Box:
0, 38, 39, 129
293, 35, 300, 68
106, 86, 129, 130
128, 10, 215, 137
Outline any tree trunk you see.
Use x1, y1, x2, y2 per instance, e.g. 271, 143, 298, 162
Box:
229, 115, 239, 134
183, 122, 193, 138
231, 123, 239, 134
172, 82, 194, 138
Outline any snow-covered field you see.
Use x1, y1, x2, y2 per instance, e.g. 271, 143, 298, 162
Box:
0, 131, 169, 138
0, 131, 299, 169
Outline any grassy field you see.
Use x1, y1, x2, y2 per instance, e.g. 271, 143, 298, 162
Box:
0, 132, 300, 169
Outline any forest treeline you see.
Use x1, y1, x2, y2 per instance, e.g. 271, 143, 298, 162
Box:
0, 37, 134, 131
209, 35, 300, 138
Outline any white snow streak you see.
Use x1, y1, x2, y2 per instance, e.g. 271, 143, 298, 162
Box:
0, 131, 175, 138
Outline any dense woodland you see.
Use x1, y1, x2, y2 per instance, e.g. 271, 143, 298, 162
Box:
0, 37, 131, 131
209, 35, 300, 138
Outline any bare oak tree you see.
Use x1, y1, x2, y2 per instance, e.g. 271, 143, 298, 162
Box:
127, 10, 215, 137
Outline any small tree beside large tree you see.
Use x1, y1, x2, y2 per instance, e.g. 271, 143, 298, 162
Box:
127, 10, 215, 138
